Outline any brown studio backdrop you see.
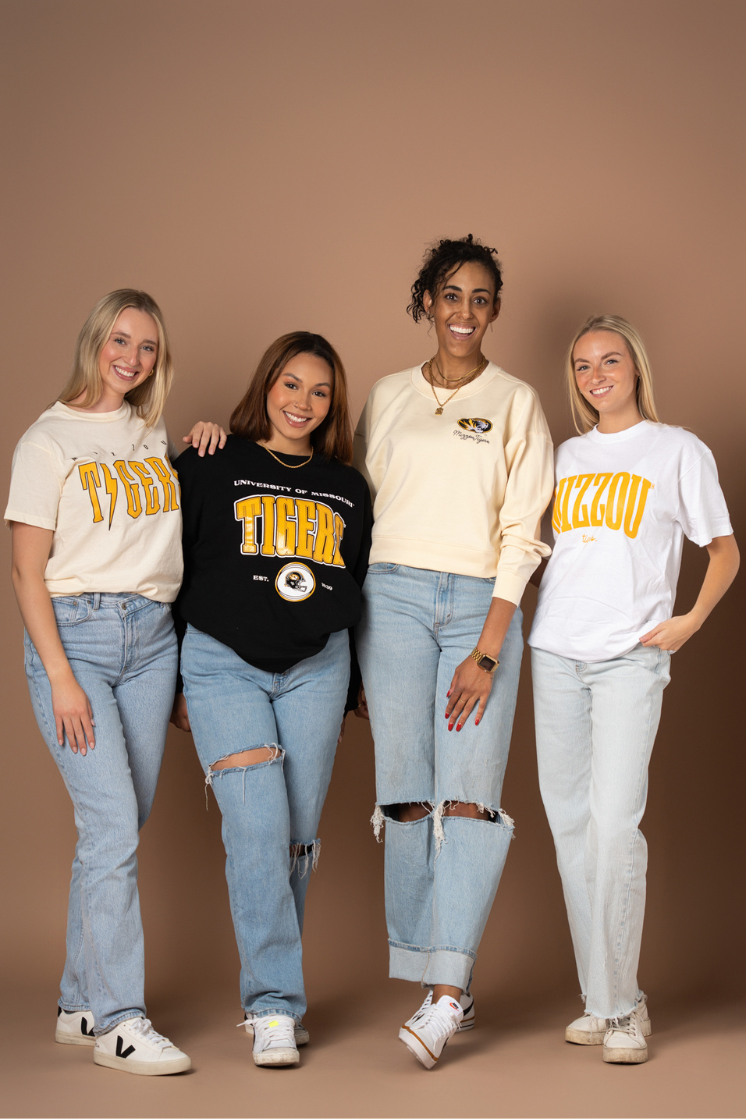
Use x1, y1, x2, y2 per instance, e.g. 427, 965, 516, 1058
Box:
1, 0, 745, 1114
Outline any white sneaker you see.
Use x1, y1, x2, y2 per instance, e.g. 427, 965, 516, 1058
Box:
399, 994, 464, 1069
55, 1007, 96, 1047
251, 1015, 299, 1067
93, 1016, 191, 1075
566, 996, 651, 1045
603, 1009, 649, 1063
239, 1014, 309, 1046
415, 989, 476, 1031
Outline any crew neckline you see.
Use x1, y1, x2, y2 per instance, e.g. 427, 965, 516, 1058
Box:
586, 420, 651, 443
52, 400, 132, 423
411, 360, 498, 402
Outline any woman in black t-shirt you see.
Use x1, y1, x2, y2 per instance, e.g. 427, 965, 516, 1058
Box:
171, 333, 370, 1069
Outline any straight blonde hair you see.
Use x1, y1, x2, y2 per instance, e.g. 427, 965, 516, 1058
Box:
59, 289, 174, 428
566, 314, 660, 433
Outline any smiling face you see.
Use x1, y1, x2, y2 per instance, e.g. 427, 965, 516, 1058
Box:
264, 352, 333, 454
423, 261, 500, 370
572, 330, 642, 433
96, 307, 159, 410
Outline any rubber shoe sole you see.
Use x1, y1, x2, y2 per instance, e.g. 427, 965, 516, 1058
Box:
253, 1046, 300, 1067
603, 1043, 649, 1064
566, 1017, 651, 1045
399, 1025, 441, 1069
93, 1048, 192, 1075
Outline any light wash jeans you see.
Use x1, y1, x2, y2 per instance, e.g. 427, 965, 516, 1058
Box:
24, 593, 177, 1035
181, 625, 350, 1023
356, 564, 522, 991
531, 644, 671, 1019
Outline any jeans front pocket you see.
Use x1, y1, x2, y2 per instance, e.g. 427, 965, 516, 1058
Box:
367, 562, 399, 574
52, 597, 92, 627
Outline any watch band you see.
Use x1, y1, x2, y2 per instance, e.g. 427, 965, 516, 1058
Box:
470, 647, 499, 674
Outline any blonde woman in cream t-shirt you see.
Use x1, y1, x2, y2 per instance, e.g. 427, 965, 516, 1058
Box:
354, 236, 554, 1069
529, 315, 739, 1065
6, 289, 226, 1077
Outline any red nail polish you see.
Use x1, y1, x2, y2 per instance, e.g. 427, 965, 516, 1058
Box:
448, 724, 453, 731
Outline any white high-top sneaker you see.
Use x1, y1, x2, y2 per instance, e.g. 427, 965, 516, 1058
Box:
399, 995, 464, 1069
411, 989, 476, 1032
603, 1009, 649, 1064
251, 1015, 300, 1067
93, 1017, 191, 1075
55, 1007, 96, 1047
566, 995, 651, 1045
240, 1013, 310, 1046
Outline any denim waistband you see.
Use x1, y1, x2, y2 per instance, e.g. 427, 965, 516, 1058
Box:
51, 592, 166, 612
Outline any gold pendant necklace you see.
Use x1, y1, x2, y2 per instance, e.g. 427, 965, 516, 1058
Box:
427, 356, 486, 415
261, 444, 314, 468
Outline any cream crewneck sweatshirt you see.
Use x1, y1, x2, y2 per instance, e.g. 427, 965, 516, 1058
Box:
353, 362, 554, 606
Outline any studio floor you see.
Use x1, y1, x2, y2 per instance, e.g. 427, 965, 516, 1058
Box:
3, 980, 744, 1119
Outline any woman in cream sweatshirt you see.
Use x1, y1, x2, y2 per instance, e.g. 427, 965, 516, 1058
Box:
354, 235, 554, 1068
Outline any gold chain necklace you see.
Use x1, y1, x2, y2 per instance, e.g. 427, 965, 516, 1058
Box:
427, 356, 486, 415
261, 444, 313, 469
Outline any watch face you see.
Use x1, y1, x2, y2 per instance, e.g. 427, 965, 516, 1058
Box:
480, 655, 497, 672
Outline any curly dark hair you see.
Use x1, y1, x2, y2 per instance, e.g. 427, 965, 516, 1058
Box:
407, 234, 503, 323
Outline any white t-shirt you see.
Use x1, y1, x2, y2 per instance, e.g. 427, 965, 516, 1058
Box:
529, 421, 732, 662
5, 401, 183, 602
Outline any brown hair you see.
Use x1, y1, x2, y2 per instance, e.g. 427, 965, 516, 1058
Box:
58, 289, 173, 428
566, 314, 661, 434
230, 332, 353, 464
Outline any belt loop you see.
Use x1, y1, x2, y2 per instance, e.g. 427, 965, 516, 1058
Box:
93, 593, 100, 610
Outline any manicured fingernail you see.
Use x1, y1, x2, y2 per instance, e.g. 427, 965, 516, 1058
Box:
456, 725, 462, 731
475, 719, 480, 726
448, 724, 454, 731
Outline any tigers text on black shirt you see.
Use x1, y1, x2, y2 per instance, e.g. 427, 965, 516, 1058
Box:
175, 437, 372, 673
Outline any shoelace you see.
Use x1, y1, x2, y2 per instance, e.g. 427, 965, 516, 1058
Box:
418, 1002, 460, 1044
127, 1017, 173, 1050
253, 1016, 296, 1048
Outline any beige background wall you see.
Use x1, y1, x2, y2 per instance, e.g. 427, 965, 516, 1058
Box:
1, 2, 744, 1117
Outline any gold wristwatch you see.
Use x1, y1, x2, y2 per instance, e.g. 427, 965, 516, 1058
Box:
470, 647, 499, 674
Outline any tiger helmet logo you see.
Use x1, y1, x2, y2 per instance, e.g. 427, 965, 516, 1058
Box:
275, 562, 316, 601
458, 417, 493, 434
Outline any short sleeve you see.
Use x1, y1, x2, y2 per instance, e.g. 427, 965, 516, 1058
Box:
4, 440, 64, 530
677, 445, 733, 546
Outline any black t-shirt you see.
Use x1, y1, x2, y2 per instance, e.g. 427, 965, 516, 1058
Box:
175, 437, 372, 673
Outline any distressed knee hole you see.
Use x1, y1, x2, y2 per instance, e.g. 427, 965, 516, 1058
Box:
210, 746, 278, 772
443, 801, 493, 821
203, 744, 283, 808
290, 840, 321, 876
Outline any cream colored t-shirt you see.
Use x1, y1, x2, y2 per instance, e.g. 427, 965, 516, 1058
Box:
354, 363, 554, 605
5, 401, 183, 602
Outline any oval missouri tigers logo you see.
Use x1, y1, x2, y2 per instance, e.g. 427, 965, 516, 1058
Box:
457, 418, 493, 434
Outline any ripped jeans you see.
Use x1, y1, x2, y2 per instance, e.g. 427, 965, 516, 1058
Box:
356, 564, 523, 991
181, 625, 350, 1022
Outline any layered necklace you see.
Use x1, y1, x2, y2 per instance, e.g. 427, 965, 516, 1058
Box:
261, 444, 314, 469
426, 355, 487, 415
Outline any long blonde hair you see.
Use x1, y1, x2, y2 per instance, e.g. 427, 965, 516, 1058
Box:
59, 289, 174, 428
566, 314, 660, 433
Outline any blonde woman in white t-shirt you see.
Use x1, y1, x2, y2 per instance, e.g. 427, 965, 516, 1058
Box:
6, 289, 225, 1076
528, 315, 739, 1064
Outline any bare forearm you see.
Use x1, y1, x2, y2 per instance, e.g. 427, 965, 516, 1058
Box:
477, 596, 517, 659
11, 568, 74, 684
689, 534, 740, 627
